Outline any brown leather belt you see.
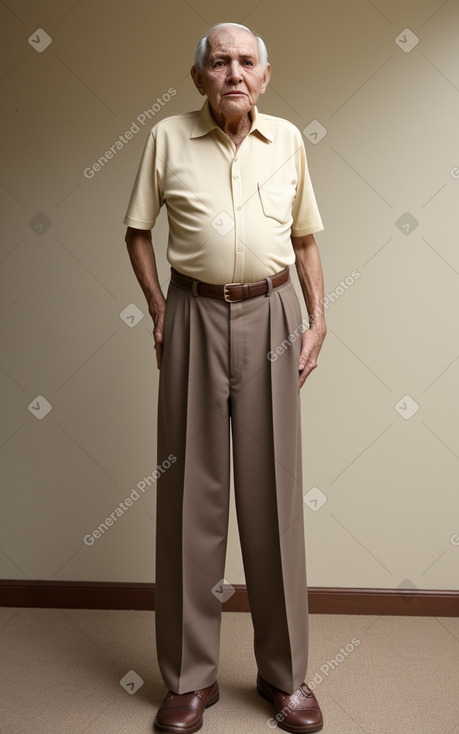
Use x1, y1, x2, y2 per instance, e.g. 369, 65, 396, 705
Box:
170, 266, 289, 303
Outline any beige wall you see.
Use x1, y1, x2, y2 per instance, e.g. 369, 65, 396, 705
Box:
1, 0, 458, 592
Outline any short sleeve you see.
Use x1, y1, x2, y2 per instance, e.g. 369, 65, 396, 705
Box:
290, 135, 324, 237
123, 130, 163, 230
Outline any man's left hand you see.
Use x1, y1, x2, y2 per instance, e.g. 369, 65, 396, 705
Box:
298, 324, 326, 389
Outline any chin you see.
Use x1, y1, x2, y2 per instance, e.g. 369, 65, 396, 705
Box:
222, 97, 250, 109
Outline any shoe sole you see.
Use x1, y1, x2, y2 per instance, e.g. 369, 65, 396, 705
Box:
154, 690, 219, 734
257, 680, 323, 734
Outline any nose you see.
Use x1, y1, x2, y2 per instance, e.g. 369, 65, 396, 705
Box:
227, 60, 243, 83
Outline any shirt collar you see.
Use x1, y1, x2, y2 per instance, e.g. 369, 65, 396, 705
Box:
190, 99, 273, 143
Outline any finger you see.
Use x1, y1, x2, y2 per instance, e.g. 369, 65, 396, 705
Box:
298, 350, 310, 372
156, 343, 163, 369
153, 328, 163, 351
298, 369, 307, 390
298, 361, 317, 390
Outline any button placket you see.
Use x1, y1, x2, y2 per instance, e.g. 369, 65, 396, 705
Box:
231, 155, 245, 282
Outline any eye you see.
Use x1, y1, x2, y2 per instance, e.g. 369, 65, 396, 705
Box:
242, 59, 254, 66
213, 60, 225, 67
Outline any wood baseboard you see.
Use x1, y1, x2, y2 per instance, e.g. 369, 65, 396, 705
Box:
0, 581, 458, 616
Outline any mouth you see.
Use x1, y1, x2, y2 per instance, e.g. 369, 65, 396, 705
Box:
223, 92, 247, 97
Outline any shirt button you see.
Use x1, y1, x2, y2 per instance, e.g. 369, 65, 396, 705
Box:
236, 206, 242, 211
233, 175, 239, 180
237, 246, 243, 252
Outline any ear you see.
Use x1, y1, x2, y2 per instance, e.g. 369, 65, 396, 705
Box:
191, 65, 206, 96
260, 63, 271, 94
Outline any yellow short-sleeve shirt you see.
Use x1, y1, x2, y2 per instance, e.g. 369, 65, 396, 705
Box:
123, 99, 324, 284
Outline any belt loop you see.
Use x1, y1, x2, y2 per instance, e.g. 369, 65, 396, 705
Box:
192, 279, 199, 297
265, 276, 273, 297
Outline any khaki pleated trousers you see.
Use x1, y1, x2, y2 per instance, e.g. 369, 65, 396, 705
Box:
155, 272, 308, 695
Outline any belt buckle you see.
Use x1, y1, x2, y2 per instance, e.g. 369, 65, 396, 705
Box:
223, 283, 243, 303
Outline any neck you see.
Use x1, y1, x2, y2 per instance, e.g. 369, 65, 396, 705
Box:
211, 107, 253, 148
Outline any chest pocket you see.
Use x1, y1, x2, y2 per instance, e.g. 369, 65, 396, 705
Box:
257, 183, 296, 224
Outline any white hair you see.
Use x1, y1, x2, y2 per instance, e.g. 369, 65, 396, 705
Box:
194, 22, 268, 70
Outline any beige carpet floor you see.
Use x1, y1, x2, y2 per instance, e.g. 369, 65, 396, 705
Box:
0, 607, 458, 734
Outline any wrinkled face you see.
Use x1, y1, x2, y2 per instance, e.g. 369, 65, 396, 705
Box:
191, 26, 271, 121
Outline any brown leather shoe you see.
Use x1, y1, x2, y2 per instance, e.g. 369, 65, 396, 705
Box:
257, 674, 323, 733
154, 681, 219, 733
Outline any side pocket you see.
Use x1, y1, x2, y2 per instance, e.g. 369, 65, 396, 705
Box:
278, 283, 306, 362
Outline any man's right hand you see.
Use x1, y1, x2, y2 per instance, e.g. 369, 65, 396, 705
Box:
125, 226, 166, 369
149, 294, 167, 369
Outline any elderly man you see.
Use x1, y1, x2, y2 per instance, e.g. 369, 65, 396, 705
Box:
123, 22, 326, 734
